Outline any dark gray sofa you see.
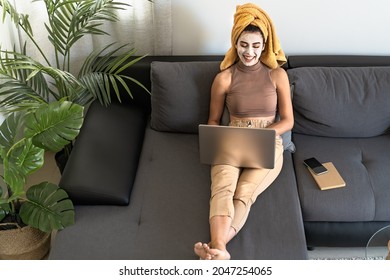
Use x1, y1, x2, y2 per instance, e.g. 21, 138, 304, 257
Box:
287, 56, 390, 247
49, 55, 390, 260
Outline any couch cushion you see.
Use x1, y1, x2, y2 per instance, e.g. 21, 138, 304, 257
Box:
60, 101, 147, 205
293, 133, 390, 222
151, 61, 220, 133
288, 67, 390, 137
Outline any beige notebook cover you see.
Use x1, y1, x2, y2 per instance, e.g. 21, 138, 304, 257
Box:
308, 162, 346, 190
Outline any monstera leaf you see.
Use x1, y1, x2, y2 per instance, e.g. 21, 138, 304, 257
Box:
24, 100, 84, 152
3, 139, 44, 198
0, 112, 22, 161
19, 182, 74, 232
0, 113, 44, 196
0, 100, 82, 198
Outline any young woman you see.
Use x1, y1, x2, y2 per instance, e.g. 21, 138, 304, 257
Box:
194, 3, 294, 260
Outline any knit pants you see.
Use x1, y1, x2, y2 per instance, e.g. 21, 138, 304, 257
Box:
209, 130, 284, 233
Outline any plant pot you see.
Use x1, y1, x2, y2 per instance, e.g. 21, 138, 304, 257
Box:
0, 224, 51, 260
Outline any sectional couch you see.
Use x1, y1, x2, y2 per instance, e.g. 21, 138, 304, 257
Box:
49, 55, 390, 260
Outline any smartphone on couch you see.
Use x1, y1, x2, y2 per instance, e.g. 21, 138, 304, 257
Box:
303, 157, 328, 175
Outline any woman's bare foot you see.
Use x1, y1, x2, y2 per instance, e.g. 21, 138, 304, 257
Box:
208, 247, 231, 260
194, 242, 213, 260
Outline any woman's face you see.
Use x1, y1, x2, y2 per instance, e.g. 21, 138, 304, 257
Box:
236, 31, 264, 67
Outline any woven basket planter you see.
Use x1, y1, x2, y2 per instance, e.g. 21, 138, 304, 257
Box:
0, 224, 51, 260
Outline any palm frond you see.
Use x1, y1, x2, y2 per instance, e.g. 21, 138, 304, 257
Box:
1, 1, 150, 109
120, 74, 150, 95
0, 48, 89, 113
111, 53, 147, 75
78, 42, 118, 76
43, 0, 129, 59
0, 79, 47, 114
79, 72, 111, 105
77, 43, 150, 105
67, 84, 94, 106
0, 0, 33, 36
0, 50, 50, 113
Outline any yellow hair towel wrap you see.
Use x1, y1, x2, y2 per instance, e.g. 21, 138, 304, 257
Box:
220, 3, 286, 70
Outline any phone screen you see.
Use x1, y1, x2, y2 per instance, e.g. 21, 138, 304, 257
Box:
303, 157, 328, 175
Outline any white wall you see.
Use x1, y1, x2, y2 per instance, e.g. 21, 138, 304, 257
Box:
171, 0, 390, 56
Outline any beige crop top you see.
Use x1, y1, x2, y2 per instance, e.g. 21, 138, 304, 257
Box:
226, 61, 277, 118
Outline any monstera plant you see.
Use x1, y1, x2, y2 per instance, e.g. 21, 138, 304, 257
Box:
0, 100, 83, 232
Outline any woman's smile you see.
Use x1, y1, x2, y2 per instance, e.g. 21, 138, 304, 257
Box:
236, 31, 264, 67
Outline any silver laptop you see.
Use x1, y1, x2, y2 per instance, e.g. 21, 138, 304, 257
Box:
198, 124, 276, 169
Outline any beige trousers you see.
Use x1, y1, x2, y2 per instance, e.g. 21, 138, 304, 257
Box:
209, 119, 284, 233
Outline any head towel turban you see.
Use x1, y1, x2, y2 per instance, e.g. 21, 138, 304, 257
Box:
220, 3, 286, 71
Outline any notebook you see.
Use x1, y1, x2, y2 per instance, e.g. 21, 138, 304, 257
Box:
198, 124, 276, 169
307, 162, 346, 190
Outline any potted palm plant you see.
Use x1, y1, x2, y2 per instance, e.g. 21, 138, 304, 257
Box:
0, 0, 149, 109
0, 0, 150, 162
0, 0, 151, 259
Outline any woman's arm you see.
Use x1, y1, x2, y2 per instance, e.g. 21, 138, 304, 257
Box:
268, 67, 294, 136
207, 70, 231, 125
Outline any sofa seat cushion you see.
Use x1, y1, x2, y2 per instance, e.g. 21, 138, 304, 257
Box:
293, 133, 390, 222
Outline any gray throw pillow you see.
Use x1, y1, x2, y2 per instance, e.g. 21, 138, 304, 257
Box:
288, 67, 390, 137
151, 61, 220, 133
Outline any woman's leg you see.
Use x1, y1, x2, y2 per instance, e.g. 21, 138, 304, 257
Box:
231, 137, 284, 232
207, 138, 282, 258
195, 137, 283, 259
194, 164, 240, 260
207, 215, 233, 259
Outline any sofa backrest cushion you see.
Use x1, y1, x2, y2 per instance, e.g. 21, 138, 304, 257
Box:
151, 60, 295, 151
288, 67, 390, 137
151, 61, 220, 133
